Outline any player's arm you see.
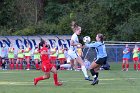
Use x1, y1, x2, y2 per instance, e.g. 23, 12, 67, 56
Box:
70, 39, 81, 47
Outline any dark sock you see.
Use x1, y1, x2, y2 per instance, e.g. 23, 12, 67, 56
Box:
90, 69, 96, 76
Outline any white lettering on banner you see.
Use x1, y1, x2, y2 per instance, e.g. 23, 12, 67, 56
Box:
0, 35, 71, 54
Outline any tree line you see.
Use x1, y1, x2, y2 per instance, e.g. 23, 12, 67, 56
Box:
0, 0, 140, 41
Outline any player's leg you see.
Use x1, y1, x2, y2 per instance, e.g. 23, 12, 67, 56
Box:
75, 56, 90, 80
122, 59, 126, 71
26, 56, 30, 70
125, 59, 129, 71
34, 72, 50, 86
16, 59, 19, 70
51, 66, 62, 86
90, 62, 101, 85
133, 58, 137, 70
35, 59, 40, 70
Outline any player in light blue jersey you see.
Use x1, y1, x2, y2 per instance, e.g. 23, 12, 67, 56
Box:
84, 33, 107, 85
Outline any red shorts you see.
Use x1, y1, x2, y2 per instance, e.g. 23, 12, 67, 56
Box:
59, 58, 66, 64
123, 58, 129, 61
50, 56, 57, 61
25, 56, 31, 59
133, 57, 139, 61
18, 58, 24, 60
41, 63, 54, 72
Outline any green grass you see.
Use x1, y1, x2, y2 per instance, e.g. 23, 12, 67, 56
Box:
0, 62, 140, 93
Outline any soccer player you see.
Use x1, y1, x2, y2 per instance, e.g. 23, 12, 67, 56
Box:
34, 40, 62, 86
122, 44, 130, 71
132, 45, 140, 71
1, 43, 8, 70
84, 33, 107, 85
8, 44, 15, 70
68, 22, 90, 80
16, 45, 24, 70
33, 45, 40, 70
24, 43, 31, 70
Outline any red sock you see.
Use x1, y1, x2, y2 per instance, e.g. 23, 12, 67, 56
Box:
35, 76, 44, 82
53, 73, 59, 85
16, 64, 18, 69
138, 64, 140, 70
27, 64, 30, 69
35, 64, 40, 70
126, 64, 129, 69
12, 64, 14, 69
134, 64, 136, 70
20, 64, 23, 69
122, 63, 125, 69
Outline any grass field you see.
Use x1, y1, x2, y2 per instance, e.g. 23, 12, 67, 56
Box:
0, 62, 140, 93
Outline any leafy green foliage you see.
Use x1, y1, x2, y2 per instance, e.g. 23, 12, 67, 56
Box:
0, 0, 140, 41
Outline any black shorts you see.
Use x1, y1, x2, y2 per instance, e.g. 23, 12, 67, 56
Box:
95, 57, 107, 65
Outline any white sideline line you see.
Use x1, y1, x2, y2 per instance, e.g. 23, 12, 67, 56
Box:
0, 78, 138, 85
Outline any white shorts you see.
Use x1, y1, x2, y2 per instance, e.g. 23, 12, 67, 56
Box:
68, 50, 79, 60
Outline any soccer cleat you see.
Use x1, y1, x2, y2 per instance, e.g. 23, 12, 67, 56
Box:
85, 76, 92, 81
55, 82, 63, 86
91, 79, 99, 85
34, 78, 38, 86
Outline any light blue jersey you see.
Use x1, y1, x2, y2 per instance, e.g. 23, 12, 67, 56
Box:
85, 42, 107, 59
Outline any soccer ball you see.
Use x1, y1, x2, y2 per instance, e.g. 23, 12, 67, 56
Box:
83, 36, 91, 43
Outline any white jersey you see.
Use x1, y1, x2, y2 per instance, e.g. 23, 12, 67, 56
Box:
68, 33, 79, 52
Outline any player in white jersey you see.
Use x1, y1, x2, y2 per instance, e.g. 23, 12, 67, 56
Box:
68, 23, 91, 80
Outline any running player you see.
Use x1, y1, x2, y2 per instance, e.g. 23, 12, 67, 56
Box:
68, 23, 91, 80
122, 44, 130, 71
8, 44, 15, 70
84, 33, 107, 85
34, 40, 62, 86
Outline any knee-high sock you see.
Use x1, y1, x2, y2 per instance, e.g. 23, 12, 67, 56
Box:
134, 64, 136, 70
35, 76, 45, 82
122, 63, 125, 69
16, 64, 18, 69
81, 66, 88, 78
90, 69, 97, 79
53, 73, 58, 84
35, 64, 40, 69
27, 64, 30, 69
126, 64, 129, 69
138, 64, 140, 70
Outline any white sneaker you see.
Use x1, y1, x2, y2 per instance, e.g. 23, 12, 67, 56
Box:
26, 68, 30, 70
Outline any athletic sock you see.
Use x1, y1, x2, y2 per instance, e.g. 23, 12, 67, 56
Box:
35, 76, 45, 82
16, 64, 19, 69
27, 64, 30, 69
35, 64, 39, 70
81, 66, 88, 78
134, 64, 136, 70
90, 69, 97, 79
122, 63, 125, 69
53, 73, 58, 85
126, 64, 129, 69
138, 64, 140, 70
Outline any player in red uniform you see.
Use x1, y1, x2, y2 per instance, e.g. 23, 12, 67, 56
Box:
34, 39, 62, 86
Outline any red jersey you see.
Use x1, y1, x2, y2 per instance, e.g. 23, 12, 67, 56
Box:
40, 47, 50, 64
